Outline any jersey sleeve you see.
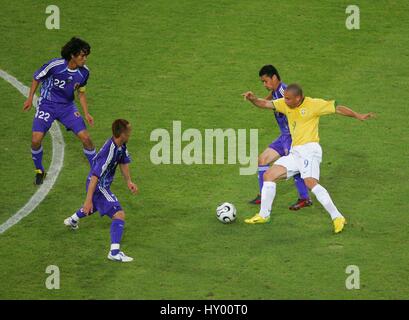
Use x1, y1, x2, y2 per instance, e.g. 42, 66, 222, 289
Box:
78, 66, 90, 91
90, 142, 113, 178
33, 59, 64, 81
272, 98, 287, 114
313, 99, 336, 116
119, 148, 132, 164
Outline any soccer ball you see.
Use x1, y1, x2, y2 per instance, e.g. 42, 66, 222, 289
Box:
216, 202, 237, 223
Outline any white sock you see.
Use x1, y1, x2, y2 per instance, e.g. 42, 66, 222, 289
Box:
311, 184, 343, 220
70, 213, 80, 222
110, 243, 120, 253
259, 181, 276, 218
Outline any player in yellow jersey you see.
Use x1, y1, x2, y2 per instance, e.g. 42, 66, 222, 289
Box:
242, 84, 375, 233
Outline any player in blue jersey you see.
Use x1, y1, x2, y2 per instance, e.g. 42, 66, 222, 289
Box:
23, 37, 96, 185
64, 119, 138, 262
248, 65, 312, 210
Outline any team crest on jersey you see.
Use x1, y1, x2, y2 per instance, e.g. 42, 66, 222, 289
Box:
300, 108, 307, 116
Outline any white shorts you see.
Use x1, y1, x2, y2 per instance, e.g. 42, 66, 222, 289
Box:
274, 142, 323, 180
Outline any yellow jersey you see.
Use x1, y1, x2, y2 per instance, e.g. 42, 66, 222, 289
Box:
273, 97, 336, 146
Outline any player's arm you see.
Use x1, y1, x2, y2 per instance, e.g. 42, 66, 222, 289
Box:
119, 163, 138, 194
335, 105, 375, 121
25, 59, 61, 111
77, 89, 94, 126
241, 91, 276, 110
23, 79, 40, 111
83, 175, 98, 214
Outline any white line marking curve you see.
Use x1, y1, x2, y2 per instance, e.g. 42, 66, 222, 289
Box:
0, 69, 65, 234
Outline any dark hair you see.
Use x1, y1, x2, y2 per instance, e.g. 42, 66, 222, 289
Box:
112, 119, 130, 138
61, 37, 91, 60
286, 83, 303, 97
259, 64, 281, 81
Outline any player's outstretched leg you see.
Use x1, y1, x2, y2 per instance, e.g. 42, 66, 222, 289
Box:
31, 131, 47, 185
289, 174, 313, 210
305, 179, 346, 233
64, 208, 88, 230
107, 211, 133, 262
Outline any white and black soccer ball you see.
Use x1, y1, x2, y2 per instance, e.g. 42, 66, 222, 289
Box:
216, 202, 237, 224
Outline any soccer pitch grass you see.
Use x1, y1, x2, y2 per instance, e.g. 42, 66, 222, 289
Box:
0, 0, 408, 299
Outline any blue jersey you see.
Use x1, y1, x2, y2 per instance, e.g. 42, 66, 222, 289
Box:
89, 138, 132, 189
33, 58, 89, 105
271, 82, 290, 135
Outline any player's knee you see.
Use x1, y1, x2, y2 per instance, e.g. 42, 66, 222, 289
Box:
31, 136, 43, 149
113, 211, 125, 221
258, 156, 268, 166
304, 178, 318, 190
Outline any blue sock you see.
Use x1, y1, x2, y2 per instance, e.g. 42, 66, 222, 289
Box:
294, 174, 309, 200
83, 148, 96, 166
31, 145, 44, 172
258, 165, 269, 194
110, 219, 125, 255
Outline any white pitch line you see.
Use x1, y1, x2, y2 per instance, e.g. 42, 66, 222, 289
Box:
0, 69, 65, 234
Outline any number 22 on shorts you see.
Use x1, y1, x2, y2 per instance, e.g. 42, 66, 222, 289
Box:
35, 108, 51, 122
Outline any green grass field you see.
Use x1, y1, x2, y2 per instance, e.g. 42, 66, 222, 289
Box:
1, 0, 408, 299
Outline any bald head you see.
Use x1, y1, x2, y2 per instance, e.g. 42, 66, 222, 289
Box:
284, 83, 304, 108
286, 83, 303, 97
